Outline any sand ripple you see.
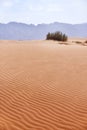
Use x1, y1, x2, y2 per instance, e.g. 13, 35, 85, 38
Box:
0, 41, 87, 130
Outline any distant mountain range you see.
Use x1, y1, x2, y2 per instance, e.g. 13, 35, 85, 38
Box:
0, 22, 87, 40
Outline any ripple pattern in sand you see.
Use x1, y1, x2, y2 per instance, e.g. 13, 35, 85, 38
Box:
0, 42, 87, 130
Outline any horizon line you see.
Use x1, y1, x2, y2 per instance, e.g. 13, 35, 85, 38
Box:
0, 21, 87, 25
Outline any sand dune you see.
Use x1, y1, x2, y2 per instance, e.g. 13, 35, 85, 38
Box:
0, 40, 87, 130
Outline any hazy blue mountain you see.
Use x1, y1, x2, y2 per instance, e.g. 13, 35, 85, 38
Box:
0, 22, 87, 40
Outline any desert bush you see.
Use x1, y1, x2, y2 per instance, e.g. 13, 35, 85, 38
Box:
75, 41, 82, 44
46, 31, 68, 41
84, 40, 87, 43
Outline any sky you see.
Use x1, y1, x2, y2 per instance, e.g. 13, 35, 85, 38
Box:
0, 0, 87, 24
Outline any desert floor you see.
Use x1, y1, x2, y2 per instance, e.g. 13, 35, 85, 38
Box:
0, 40, 87, 130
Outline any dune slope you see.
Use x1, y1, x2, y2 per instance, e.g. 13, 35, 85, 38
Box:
0, 40, 87, 130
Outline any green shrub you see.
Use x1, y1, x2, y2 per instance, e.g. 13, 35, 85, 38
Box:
46, 31, 68, 41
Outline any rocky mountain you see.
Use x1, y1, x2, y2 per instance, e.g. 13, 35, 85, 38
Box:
0, 22, 87, 40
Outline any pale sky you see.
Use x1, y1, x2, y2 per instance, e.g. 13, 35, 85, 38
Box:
0, 0, 87, 24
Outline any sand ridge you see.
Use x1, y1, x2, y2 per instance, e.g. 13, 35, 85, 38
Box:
0, 40, 87, 130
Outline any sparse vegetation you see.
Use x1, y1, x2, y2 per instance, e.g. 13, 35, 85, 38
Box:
75, 41, 87, 46
75, 41, 82, 44
59, 42, 69, 45
46, 31, 68, 41
84, 40, 87, 43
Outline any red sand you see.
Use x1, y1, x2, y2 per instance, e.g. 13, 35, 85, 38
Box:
0, 40, 87, 130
